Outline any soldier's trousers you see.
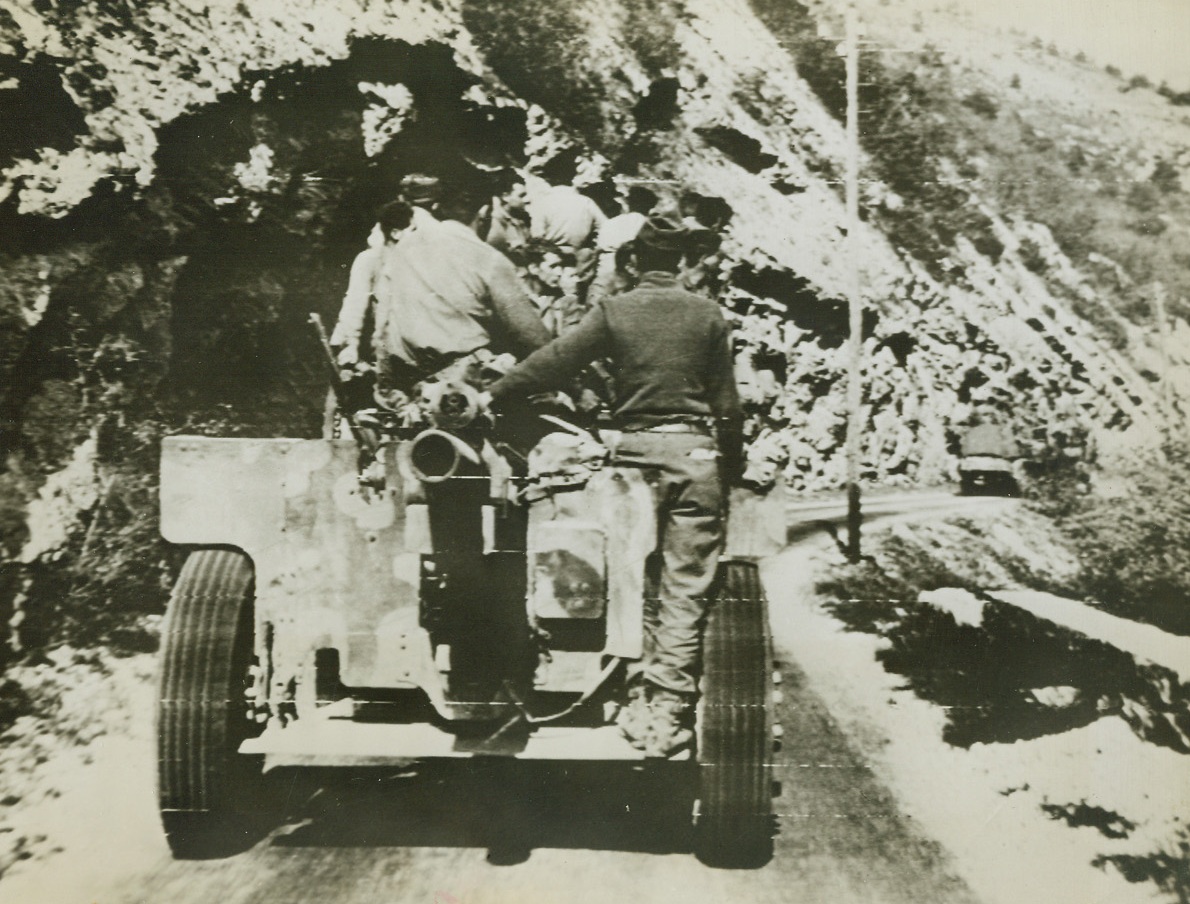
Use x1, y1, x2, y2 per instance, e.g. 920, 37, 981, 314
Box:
611, 430, 725, 695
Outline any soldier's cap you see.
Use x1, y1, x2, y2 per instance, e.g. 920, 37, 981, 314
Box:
635, 214, 718, 253
399, 173, 443, 204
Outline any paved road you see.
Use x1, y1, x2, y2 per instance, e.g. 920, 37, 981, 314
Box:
9, 489, 1016, 904
784, 487, 1006, 543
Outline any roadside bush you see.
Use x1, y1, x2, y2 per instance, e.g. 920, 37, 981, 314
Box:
1150, 158, 1181, 193
1017, 237, 1048, 274
1054, 444, 1190, 635
1021, 442, 1093, 520
1127, 215, 1168, 237
0, 678, 33, 732
817, 532, 980, 615
1126, 181, 1161, 212
961, 90, 999, 119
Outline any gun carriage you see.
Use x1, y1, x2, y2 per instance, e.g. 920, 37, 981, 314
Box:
156, 320, 784, 866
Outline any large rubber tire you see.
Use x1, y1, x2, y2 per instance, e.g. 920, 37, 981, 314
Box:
158, 548, 264, 858
694, 560, 774, 868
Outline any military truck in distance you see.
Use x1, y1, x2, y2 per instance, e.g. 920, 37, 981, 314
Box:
958, 422, 1021, 496
156, 378, 784, 867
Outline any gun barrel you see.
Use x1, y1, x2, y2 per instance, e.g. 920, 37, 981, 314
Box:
408, 429, 485, 483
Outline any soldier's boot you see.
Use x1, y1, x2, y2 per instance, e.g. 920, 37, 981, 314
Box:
643, 687, 695, 759
615, 680, 652, 750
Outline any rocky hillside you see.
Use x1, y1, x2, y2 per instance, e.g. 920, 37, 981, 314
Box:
0, 0, 1187, 657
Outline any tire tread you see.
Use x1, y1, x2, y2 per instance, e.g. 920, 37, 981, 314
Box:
695, 560, 774, 867
157, 548, 259, 856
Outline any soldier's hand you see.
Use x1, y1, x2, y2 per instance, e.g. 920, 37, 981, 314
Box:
488, 352, 517, 375
739, 459, 778, 492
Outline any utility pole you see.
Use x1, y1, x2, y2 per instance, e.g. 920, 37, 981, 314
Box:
844, 4, 864, 563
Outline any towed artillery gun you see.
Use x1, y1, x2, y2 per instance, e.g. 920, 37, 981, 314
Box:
156, 321, 785, 866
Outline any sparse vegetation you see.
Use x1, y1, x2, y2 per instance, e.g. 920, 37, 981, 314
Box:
1157, 83, 1190, 107
793, 36, 1008, 272
752, 0, 1190, 323
1150, 158, 1181, 194
961, 89, 999, 119
1046, 444, 1190, 636
621, 0, 684, 76
1017, 237, 1047, 274
461, 0, 605, 142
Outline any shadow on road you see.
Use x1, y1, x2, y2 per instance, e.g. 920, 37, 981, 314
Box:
262, 759, 699, 857
817, 549, 1189, 753
786, 519, 842, 548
